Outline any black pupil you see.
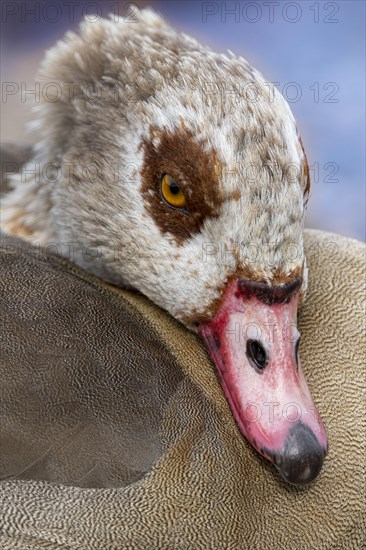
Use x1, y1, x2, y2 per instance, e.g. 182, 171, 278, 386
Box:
246, 339, 268, 370
169, 181, 180, 195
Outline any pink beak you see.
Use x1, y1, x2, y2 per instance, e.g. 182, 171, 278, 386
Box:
198, 278, 328, 485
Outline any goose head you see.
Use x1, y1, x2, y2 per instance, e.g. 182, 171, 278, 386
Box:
1, 9, 328, 484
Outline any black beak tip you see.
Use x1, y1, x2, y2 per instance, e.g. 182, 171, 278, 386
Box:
276, 422, 326, 486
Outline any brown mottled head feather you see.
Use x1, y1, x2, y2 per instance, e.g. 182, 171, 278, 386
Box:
0, 8, 311, 327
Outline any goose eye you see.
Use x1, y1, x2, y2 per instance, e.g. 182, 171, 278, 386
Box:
160, 174, 187, 209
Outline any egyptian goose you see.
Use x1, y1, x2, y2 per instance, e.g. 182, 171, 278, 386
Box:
0, 8, 327, 485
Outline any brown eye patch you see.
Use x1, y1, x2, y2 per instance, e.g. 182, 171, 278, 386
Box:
139, 124, 224, 245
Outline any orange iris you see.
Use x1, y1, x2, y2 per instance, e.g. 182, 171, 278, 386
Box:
160, 174, 187, 209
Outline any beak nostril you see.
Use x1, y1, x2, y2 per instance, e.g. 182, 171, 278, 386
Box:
295, 336, 301, 368
246, 339, 268, 371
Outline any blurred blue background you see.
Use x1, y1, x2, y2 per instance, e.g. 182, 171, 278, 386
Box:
1, 0, 365, 240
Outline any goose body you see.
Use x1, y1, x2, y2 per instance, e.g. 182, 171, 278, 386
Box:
1, 8, 327, 484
